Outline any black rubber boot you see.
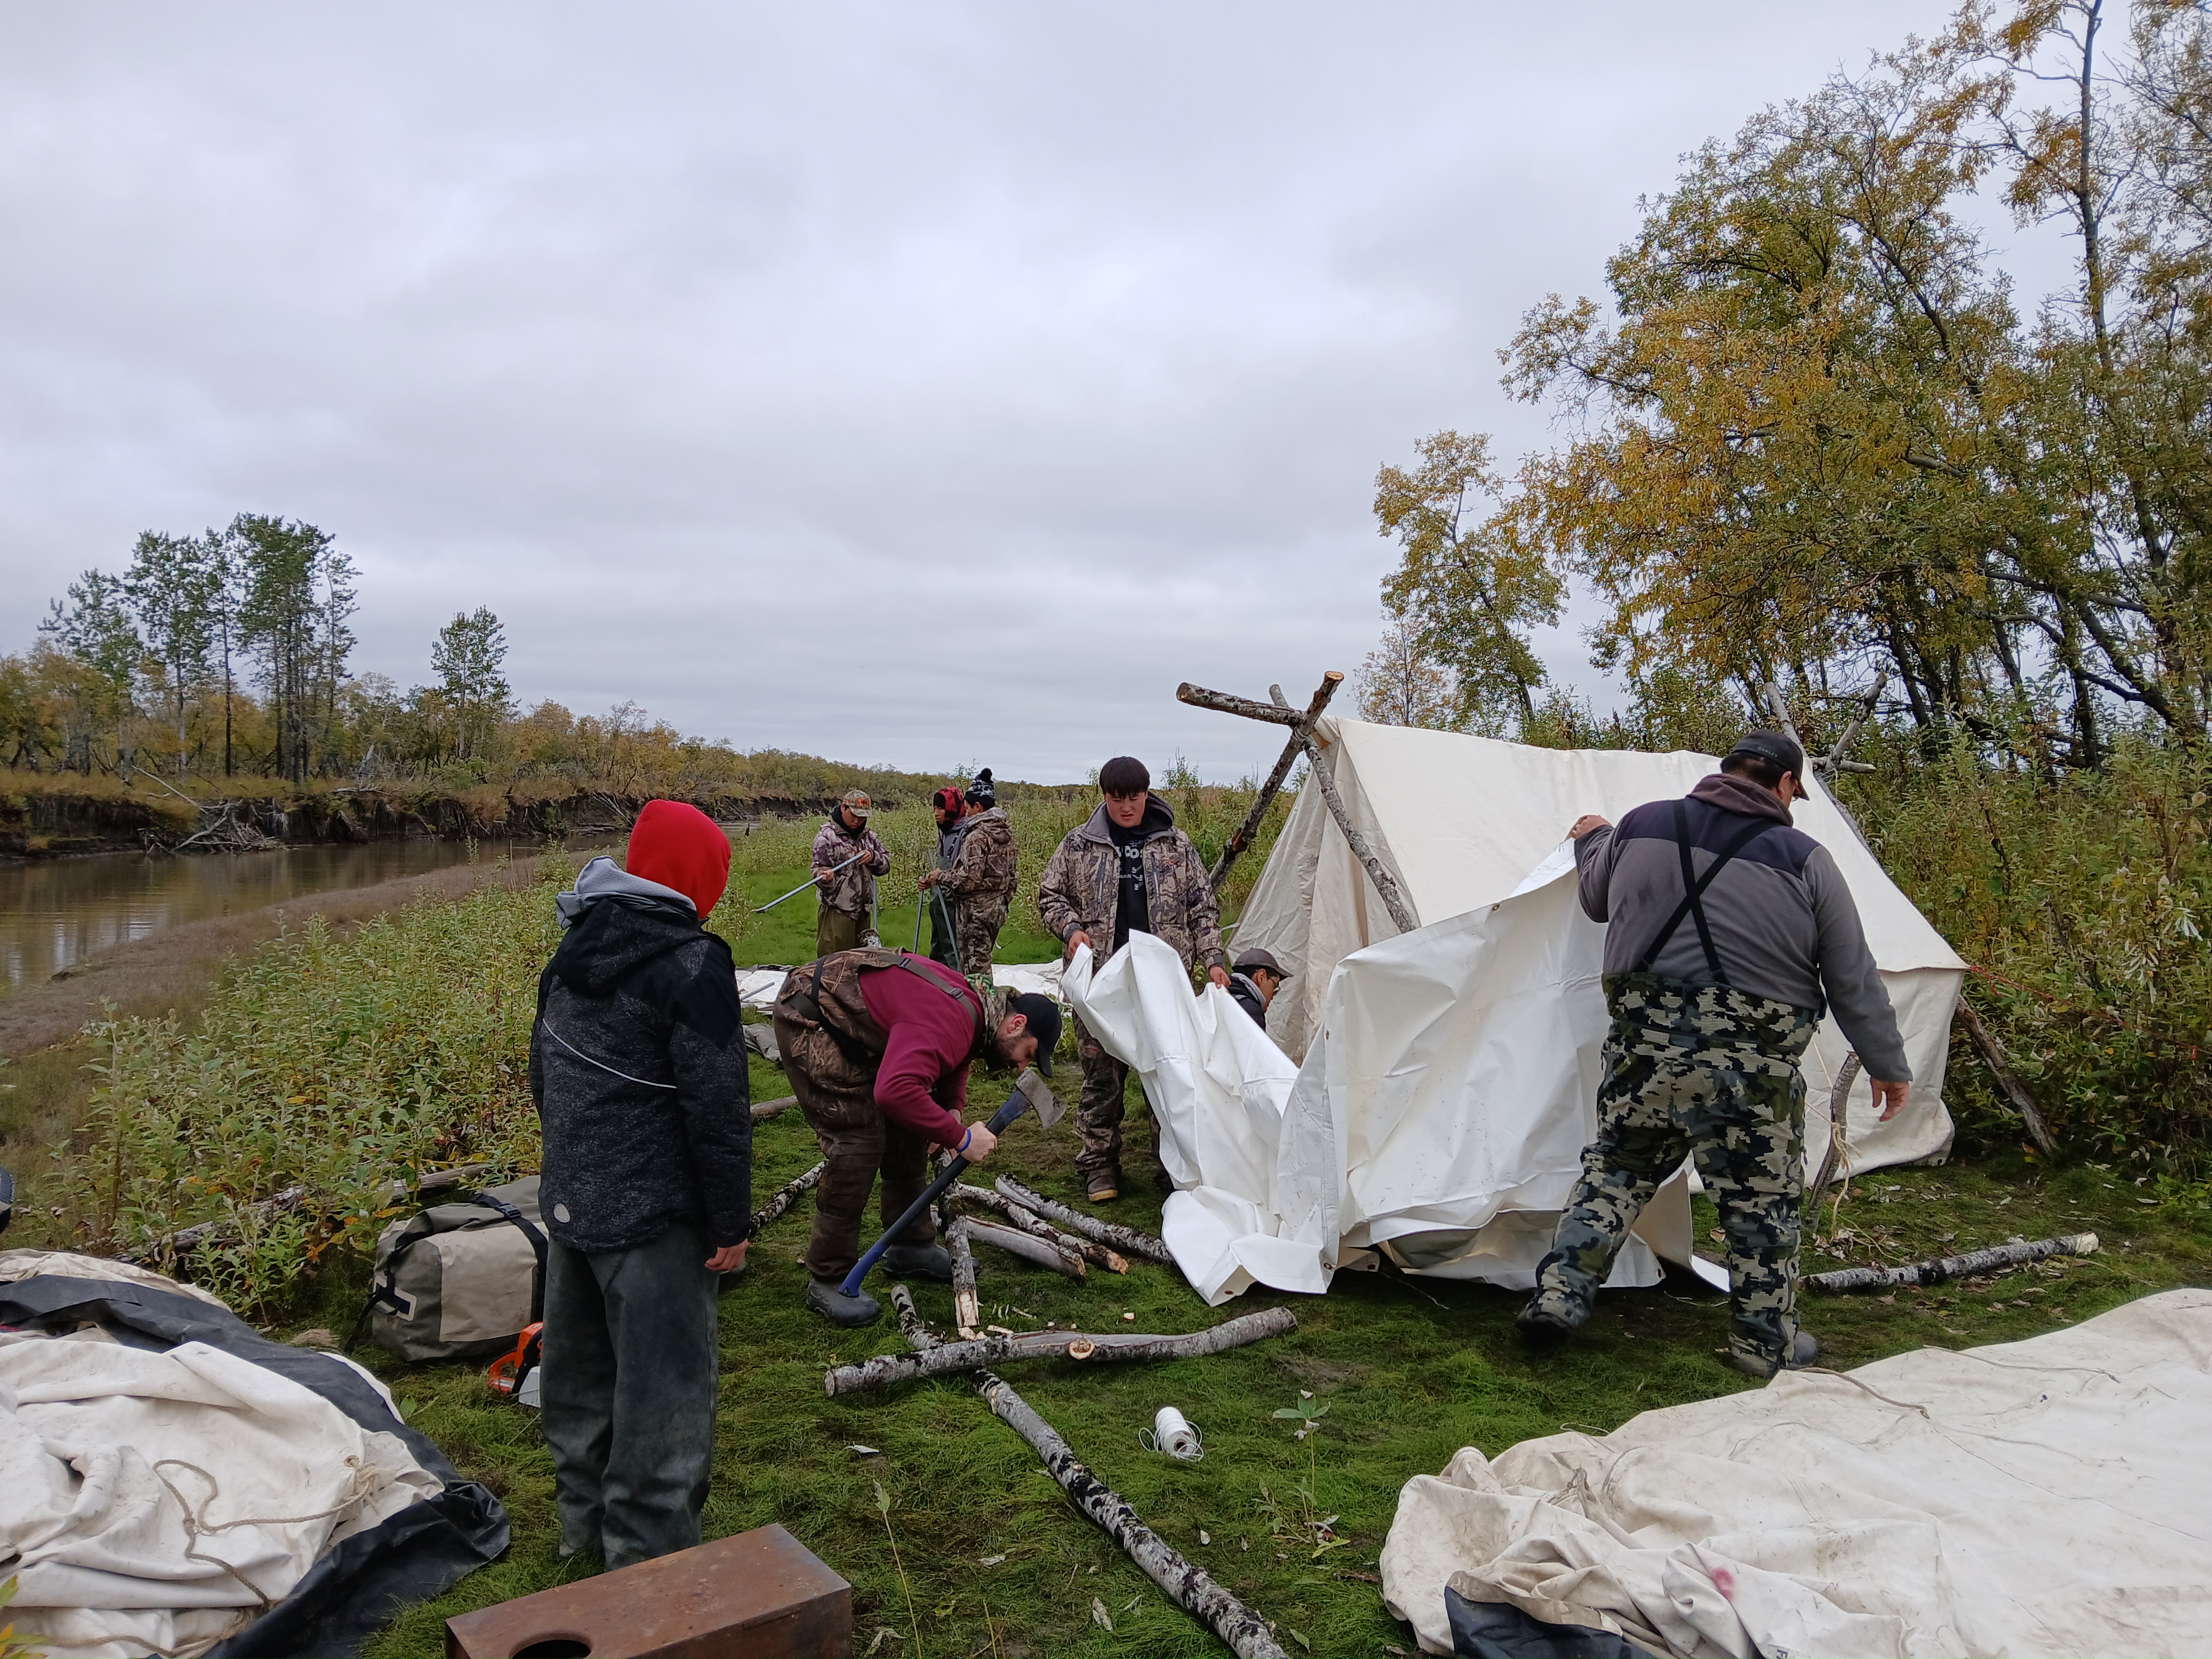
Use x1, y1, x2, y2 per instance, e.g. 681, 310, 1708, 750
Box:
805, 1278, 883, 1328
882, 1243, 955, 1283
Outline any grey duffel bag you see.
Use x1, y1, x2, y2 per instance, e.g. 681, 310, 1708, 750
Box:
353, 1176, 546, 1363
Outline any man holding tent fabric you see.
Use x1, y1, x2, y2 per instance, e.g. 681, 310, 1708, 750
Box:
1517, 730, 1913, 1380
531, 800, 750, 1567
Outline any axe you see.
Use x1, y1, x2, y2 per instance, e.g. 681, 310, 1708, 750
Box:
841, 1067, 1064, 1295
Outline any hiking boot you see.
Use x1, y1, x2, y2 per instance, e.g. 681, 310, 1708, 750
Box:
1514, 1298, 1585, 1352
1085, 1168, 1123, 1203
805, 1278, 882, 1328
882, 1242, 955, 1283
1725, 1329, 1819, 1380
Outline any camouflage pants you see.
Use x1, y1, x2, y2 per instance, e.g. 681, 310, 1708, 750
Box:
1071, 1011, 1156, 1182
1531, 974, 1818, 1369
951, 897, 1008, 980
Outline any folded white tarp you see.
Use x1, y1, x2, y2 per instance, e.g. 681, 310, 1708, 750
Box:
1232, 719, 1965, 1178
738, 961, 1065, 1013
0, 1332, 442, 1658
1379, 1289, 2212, 1658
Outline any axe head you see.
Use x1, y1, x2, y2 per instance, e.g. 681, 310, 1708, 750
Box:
1013, 1066, 1064, 1130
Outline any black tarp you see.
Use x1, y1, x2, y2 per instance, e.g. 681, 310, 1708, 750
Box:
0, 1275, 509, 1658
1444, 1584, 1655, 1659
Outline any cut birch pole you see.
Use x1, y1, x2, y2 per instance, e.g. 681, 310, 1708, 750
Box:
953, 1184, 1128, 1272
748, 1161, 826, 1237
890, 1286, 1288, 1659
825, 1304, 1297, 1396
1193, 670, 1342, 890
994, 1176, 1175, 1265
1266, 683, 1418, 936
751, 1095, 800, 1120
949, 1218, 981, 1339
1952, 995, 2062, 1160
1805, 1232, 2098, 1293
964, 1218, 1086, 1281
1173, 683, 1310, 729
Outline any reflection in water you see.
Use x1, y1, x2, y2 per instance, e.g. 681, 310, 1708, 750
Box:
0, 840, 537, 992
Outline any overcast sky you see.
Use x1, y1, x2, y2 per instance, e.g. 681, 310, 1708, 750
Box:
2, 3, 2037, 783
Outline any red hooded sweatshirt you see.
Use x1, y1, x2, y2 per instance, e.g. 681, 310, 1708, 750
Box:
625, 800, 731, 919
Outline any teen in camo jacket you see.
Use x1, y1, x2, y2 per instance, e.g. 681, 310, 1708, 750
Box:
812, 790, 890, 957
1037, 756, 1227, 1199
923, 799, 1018, 977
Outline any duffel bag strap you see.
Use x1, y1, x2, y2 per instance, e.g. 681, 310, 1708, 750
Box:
466, 1191, 550, 1325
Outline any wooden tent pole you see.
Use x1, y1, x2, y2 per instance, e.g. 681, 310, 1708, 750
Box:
1178, 674, 1418, 935
1189, 670, 1343, 891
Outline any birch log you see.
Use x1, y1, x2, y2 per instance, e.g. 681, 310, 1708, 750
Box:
890, 1287, 1288, 1659
1805, 1232, 2098, 1293
993, 1177, 1174, 1265
751, 1095, 800, 1120
950, 1218, 981, 1339
953, 1185, 1128, 1272
825, 1304, 1296, 1396
964, 1218, 1086, 1281
748, 1161, 826, 1237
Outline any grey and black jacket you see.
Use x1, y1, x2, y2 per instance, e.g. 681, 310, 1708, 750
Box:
1574, 774, 1911, 1082
530, 858, 752, 1253
1228, 972, 1269, 1031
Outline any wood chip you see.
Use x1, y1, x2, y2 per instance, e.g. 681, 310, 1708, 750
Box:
1067, 1339, 1097, 1360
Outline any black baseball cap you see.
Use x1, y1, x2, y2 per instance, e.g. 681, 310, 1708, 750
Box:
1726, 729, 1805, 781
1233, 948, 1291, 979
1005, 991, 1060, 1073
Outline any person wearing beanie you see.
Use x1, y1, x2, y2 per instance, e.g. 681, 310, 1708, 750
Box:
813, 788, 891, 957
773, 947, 1060, 1327
1037, 755, 1227, 1201
918, 768, 1018, 978
1517, 729, 1912, 1382
530, 799, 750, 1569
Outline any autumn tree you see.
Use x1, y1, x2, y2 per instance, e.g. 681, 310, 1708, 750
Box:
1374, 430, 1562, 733
1354, 618, 1462, 730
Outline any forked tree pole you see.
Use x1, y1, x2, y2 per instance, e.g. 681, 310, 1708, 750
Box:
1952, 995, 2062, 1160
1176, 674, 1418, 935
1187, 670, 1343, 890
890, 1287, 1289, 1659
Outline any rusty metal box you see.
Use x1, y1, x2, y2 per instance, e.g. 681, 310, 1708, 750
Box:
445, 1523, 851, 1658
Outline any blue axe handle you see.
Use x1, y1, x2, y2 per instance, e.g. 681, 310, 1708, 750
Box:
841, 1090, 1034, 1296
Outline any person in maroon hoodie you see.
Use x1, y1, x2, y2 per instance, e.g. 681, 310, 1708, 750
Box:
773, 948, 1062, 1326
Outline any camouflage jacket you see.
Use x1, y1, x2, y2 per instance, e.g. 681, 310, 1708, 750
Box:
940, 807, 1018, 904
812, 816, 890, 918
1037, 799, 1225, 977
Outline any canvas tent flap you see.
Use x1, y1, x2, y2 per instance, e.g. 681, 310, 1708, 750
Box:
1378, 1289, 2212, 1658
0, 1274, 507, 1659
1233, 718, 1960, 1175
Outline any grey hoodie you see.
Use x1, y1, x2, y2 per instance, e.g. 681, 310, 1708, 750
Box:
1574, 774, 1911, 1082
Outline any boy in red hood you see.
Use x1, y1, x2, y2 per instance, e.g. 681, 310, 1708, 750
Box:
532, 800, 750, 1569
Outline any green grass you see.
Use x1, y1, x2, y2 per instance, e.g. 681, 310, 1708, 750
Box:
33, 811, 2212, 1657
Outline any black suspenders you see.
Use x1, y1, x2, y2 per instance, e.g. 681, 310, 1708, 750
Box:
1630, 802, 1777, 984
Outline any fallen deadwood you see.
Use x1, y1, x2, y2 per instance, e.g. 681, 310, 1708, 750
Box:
950, 1217, 981, 1338
748, 1161, 826, 1237
1952, 996, 2061, 1160
890, 1286, 1288, 1659
751, 1095, 800, 1120
1806, 1232, 2099, 1293
994, 1176, 1174, 1265
825, 1304, 1296, 1396
964, 1218, 1085, 1280
953, 1184, 1128, 1272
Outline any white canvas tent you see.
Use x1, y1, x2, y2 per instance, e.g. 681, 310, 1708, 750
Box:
1064, 717, 1969, 1304
1234, 717, 1965, 1173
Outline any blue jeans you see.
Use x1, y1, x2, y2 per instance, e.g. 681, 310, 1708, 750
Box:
542, 1219, 721, 1568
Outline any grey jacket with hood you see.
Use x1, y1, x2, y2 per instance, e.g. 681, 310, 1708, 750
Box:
530, 856, 753, 1253
1574, 773, 1912, 1082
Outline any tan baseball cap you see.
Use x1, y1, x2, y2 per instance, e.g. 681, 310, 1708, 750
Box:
839, 788, 873, 820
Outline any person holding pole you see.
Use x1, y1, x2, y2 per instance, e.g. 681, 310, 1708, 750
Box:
919, 768, 1018, 979
530, 800, 749, 1568
923, 785, 968, 969
1516, 729, 1913, 1379
1038, 756, 1228, 1203
813, 788, 890, 959
774, 946, 1062, 1327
